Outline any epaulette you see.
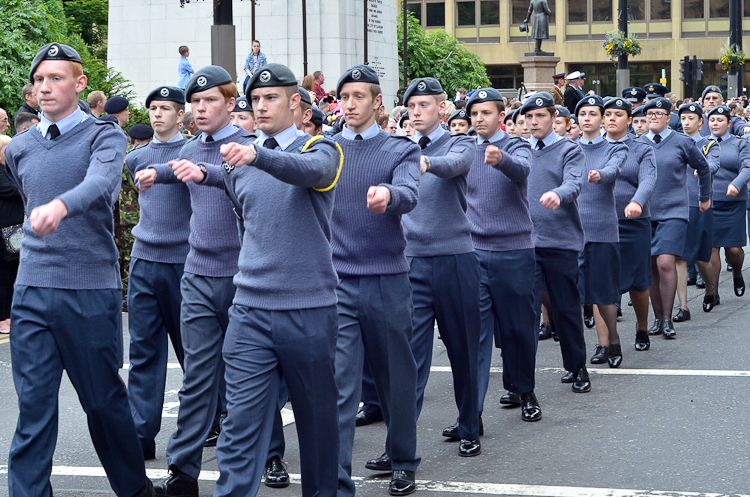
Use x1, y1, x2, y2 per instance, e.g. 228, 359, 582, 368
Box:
13, 128, 31, 137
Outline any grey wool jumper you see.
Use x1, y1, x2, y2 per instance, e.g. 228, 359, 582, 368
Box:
467, 134, 534, 251
4, 119, 126, 289
687, 136, 720, 207
331, 131, 420, 276
527, 137, 585, 252
125, 136, 192, 264
711, 134, 750, 202
403, 128, 476, 257
577, 139, 627, 243
613, 135, 657, 220
647, 132, 712, 221
223, 134, 340, 310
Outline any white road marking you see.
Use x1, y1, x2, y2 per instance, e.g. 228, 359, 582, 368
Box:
431, 366, 750, 377
122, 363, 181, 370
0, 466, 746, 497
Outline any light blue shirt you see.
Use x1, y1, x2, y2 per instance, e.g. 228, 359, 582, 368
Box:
414, 125, 446, 146
646, 128, 673, 143
529, 129, 562, 150
153, 132, 185, 144
691, 133, 702, 143
178, 57, 194, 89
605, 134, 628, 143
342, 122, 380, 141
582, 135, 605, 145
37, 108, 87, 140
254, 124, 305, 151
712, 132, 732, 142
476, 128, 506, 144
201, 122, 239, 142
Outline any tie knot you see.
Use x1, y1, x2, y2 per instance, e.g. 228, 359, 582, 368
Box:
418, 136, 430, 150
537, 141, 545, 150
717, 137, 723, 143
48, 124, 60, 140
205, 135, 214, 143
264, 137, 279, 149
653, 134, 661, 144
354, 134, 363, 141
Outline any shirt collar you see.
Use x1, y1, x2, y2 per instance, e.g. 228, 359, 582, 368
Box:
583, 135, 604, 145
529, 130, 561, 149
712, 132, 732, 141
414, 125, 446, 146
342, 121, 380, 140
605, 134, 628, 143
476, 128, 506, 144
201, 122, 238, 142
153, 132, 186, 144
38, 108, 86, 139
646, 127, 672, 142
254, 124, 305, 150
690, 133, 702, 142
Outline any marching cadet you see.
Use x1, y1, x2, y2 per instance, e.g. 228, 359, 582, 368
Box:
622, 86, 646, 110
504, 110, 518, 137
305, 106, 325, 136
401, 78, 481, 456
447, 108, 471, 134
4, 42, 153, 497
153, 66, 244, 497
214, 62, 341, 497
125, 85, 189, 461
104, 95, 131, 127
331, 64, 421, 496
700, 85, 750, 137
522, 92, 590, 392
230, 96, 256, 132
631, 106, 648, 137
128, 124, 154, 148
553, 106, 571, 136
400, 112, 416, 137
467, 88, 541, 422
644, 83, 682, 132
574, 95, 628, 367
642, 97, 711, 340
566, 115, 582, 141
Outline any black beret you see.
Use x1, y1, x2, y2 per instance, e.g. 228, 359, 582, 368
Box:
575, 94, 605, 115
519, 92, 555, 115
186, 65, 233, 101
98, 114, 120, 124
146, 86, 185, 108
644, 83, 669, 97
678, 102, 703, 116
465, 88, 503, 115
403, 77, 443, 105
643, 97, 672, 113
707, 105, 731, 119
447, 109, 470, 125
336, 65, 380, 96
232, 96, 252, 113
310, 107, 324, 127
603, 97, 632, 113
555, 106, 570, 118
702, 85, 723, 100
127, 124, 154, 140
298, 86, 312, 105
623, 86, 647, 103
104, 96, 129, 114
569, 115, 579, 125
632, 106, 645, 118
244, 63, 297, 96
504, 109, 516, 124
399, 112, 410, 127
29, 43, 82, 83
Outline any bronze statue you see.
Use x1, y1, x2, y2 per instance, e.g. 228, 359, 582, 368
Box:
522, 0, 551, 54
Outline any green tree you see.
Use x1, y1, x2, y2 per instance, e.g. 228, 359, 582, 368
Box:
63, 0, 109, 59
397, 12, 491, 98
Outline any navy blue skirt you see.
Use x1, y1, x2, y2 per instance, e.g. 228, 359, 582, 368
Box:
651, 219, 688, 258
683, 206, 713, 263
578, 242, 621, 305
713, 200, 747, 248
618, 218, 652, 293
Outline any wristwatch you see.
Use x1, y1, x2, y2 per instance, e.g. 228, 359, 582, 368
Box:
421, 155, 431, 171
248, 144, 258, 163
197, 164, 207, 182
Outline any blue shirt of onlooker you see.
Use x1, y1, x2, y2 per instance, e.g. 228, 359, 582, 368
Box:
178, 57, 194, 89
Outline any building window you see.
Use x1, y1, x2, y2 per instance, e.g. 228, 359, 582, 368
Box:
407, 2, 422, 22
480, 1, 499, 24
568, 0, 587, 22
627, 0, 645, 20
650, 0, 670, 19
710, 0, 729, 18
745, 0, 750, 17
512, 0, 556, 24
407, 1, 446, 28
683, 0, 704, 18
457, 1, 476, 25
593, 0, 613, 21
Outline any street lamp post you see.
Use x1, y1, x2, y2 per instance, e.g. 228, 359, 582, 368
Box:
211, 0, 237, 81
729, 0, 743, 98
616, 0, 629, 96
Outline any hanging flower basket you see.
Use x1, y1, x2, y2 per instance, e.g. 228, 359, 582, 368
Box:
603, 30, 642, 61
720, 44, 745, 71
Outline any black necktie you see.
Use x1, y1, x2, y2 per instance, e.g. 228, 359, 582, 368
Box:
717, 137, 723, 143
418, 136, 430, 150
653, 134, 661, 144
354, 134, 363, 141
264, 137, 278, 149
48, 124, 60, 140
483, 140, 490, 144
205, 136, 214, 142
537, 141, 545, 150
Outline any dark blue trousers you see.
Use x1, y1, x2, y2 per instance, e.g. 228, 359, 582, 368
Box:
215, 305, 339, 497
126, 258, 185, 456
359, 355, 381, 415
165, 273, 234, 479
476, 249, 537, 413
409, 254, 480, 440
8, 286, 148, 497
336, 274, 419, 497
534, 248, 586, 373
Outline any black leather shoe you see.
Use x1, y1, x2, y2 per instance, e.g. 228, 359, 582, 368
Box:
539, 322, 552, 340
673, 308, 691, 322
499, 391, 521, 407
154, 470, 198, 497
734, 275, 745, 297
590, 345, 609, 364
634, 330, 650, 351
616, 307, 622, 318
356, 408, 384, 427
442, 416, 483, 440
520, 392, 542, 422
696, 274, 706, 288
648, 319, 664, 336
458, 438, 482, 457
389, 470, 416, 496
204, 426, 220, 447
662, 319, 676, 339
572, 367, 592, 393
561, 371, 575, 383
607, 343, 622, 368
365, 453, 392, 471
703, 293, 717, 312
583, 304, 595, 329
264, 456, 290, 488
687, 277, 697, 286
135, 479, 155, 497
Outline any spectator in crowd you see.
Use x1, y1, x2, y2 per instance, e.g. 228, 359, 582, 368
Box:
178, 46, 194, 89
385, 118, 397, 133
454, 88, 467, 101
242, 40, 267, 91
87, 90, 107, 118
302, 75, 316, 95
104, 96, 130, 127
390, 105, 406, 122
13, 113, 39, 135
0, 108, 9, 136
377, 111, 390, 129
181, 111, 199, 137
0, 134, 23, 335
17, 83, 39, 117
313, 71, 326, 101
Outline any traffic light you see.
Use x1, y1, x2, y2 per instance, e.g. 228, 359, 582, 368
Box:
679, 56, 692, 86
693, 56, 704, 82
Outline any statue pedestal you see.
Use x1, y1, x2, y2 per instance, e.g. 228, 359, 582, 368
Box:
518, 55, 561, 95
